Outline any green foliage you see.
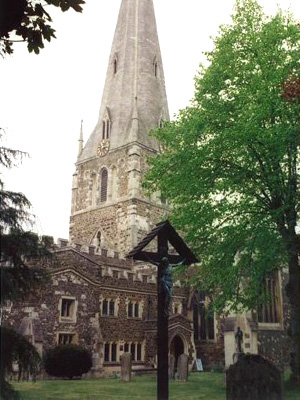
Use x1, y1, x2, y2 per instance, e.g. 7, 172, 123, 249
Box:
0, 134, 51, 304
144, 0, 300, 313
0, 133, 51, 398
0, 0, 85, 56
1, 229, 51, 303
43, 345, 92, 379
0, 144, 31, 229
0, 326, 41, 400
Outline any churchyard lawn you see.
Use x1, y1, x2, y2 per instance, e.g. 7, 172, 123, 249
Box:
13, 372, 299, 400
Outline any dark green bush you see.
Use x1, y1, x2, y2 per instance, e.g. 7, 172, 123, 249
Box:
43, 345, 92, 379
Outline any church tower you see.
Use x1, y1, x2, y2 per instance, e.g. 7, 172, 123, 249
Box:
70, 0, 169, 255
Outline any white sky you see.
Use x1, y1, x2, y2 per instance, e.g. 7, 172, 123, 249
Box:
1, 0, 299, 241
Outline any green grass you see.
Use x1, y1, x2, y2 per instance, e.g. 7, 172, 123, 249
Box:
13, 372, 299, 400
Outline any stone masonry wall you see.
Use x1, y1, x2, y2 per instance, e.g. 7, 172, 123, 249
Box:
257, 270, 292, 369
70, 144, 168, 253
3, 248, 195, 370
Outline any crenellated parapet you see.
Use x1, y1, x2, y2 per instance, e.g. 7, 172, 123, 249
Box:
54, 237, 183, 288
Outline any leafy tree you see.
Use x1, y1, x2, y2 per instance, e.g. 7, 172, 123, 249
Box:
43, 344, 92, 379
0, 327, 41, 400
0, 133, 51, 399
0, 136, 51, 307
144, 0, 300, 382
0, 0, 85, 56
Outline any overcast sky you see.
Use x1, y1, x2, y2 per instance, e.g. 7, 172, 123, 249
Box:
1, 0, 299, 241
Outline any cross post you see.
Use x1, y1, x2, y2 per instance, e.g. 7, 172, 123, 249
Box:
157, 232, 169, 400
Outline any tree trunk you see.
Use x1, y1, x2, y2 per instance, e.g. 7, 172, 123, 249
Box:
285, 231, 300, 384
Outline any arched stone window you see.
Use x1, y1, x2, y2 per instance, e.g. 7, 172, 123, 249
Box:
258, 271, 282, 324
192, 292, 215, 341
100, 168, 108, 202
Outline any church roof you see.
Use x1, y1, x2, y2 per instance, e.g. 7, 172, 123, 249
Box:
78, 0, 169, 162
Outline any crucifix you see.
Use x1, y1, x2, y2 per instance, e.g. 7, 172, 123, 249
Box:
127, 221, 197, 400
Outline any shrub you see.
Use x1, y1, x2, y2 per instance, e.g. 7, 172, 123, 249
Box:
43, 345, 92, 379
0, 326, 41, 400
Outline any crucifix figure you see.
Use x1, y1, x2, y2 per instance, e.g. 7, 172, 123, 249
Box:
127, 220, 197, 400
148, 256, 185, 316
159, 257, 173, 316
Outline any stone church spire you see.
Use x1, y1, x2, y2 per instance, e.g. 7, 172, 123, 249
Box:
70, 0, 169, 253
78, 0, 169, 161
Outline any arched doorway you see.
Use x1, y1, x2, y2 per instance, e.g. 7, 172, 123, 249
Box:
170, 335, 184, 371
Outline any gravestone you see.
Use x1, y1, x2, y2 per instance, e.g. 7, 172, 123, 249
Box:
226, 354, 282, 400
168, 354, 175, 379
120, 352, 132, 382
177, 354, 189, 381
232, 352, 244, 364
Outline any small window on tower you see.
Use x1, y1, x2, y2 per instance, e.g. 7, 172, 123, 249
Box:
114, 59, 117, 74
102, 120, 106, 140
106, 120, 111, 139
154, 61, 158, 77
100, 168, 108, 202
102, 119, 111, 140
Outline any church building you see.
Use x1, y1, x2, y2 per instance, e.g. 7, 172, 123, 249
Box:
3, 0, 291, 377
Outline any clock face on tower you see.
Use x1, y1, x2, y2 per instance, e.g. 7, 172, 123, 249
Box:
97, 139, 110, 157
